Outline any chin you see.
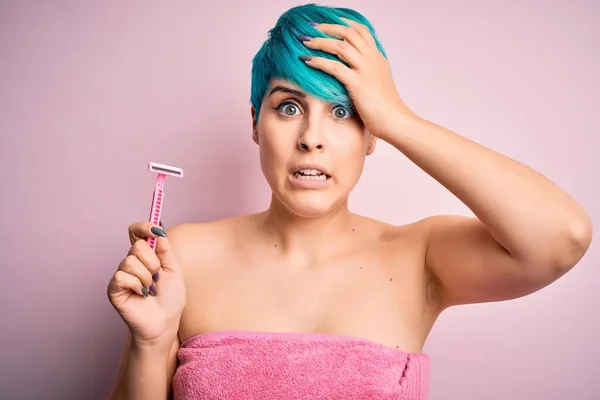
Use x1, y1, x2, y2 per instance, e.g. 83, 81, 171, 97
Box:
265, 173, 352, 218
283, 192, 346, 219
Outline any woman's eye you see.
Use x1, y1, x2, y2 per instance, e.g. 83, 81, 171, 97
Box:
332, 105, 352, 119
278, 102, 301, 116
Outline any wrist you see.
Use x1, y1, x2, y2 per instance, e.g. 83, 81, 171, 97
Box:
378, 107, 422, 144
131, 332, 177, 356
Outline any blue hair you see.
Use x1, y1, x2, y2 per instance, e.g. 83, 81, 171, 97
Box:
250, 3, 387, 122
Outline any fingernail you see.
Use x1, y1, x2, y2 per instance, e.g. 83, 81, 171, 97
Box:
152, 272, 159, 282
149, 283, 157, 296
141, 286, 149, 297
299, 55, 312, 62
308, 21, 319, 26
297, 35, 312, 42
159, 220, 164, 229
150, 226, 167, 237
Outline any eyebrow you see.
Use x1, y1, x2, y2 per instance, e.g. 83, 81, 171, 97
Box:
267, 85, 306, 98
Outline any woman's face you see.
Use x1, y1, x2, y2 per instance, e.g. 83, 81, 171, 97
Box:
252, 78, 376, 218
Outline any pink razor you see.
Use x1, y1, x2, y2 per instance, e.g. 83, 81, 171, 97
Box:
147, 162, 183, 251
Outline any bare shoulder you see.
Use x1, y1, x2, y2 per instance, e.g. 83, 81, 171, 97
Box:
163, 213, 258, 270
352, 214, 432, 270
381, 214, 474, 243
377, 214, 478, 270
355, 214, 431, 249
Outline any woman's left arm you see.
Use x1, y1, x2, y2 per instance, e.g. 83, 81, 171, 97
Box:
301, 17, 593, 308
384, 112, 592, 307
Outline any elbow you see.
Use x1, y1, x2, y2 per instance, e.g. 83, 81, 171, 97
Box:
544, 214, 593, 276
566, 214, 593, 263
521, 214, 593, 281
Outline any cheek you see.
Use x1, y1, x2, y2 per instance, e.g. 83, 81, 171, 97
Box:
331, 132, 369, 158
258, 132, 293, 178
258, 118, 301, 157
330, 136, 369, 179
260, 133, 285, 159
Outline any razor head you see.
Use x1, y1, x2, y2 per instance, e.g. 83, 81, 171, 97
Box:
148, 162, 184, 178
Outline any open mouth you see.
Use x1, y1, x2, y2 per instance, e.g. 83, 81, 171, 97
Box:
293, 168, 331, 181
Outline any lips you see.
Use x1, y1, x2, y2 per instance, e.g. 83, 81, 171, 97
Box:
289, 163, 332, 188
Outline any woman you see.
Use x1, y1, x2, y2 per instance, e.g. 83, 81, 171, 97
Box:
106, 4, 592, 399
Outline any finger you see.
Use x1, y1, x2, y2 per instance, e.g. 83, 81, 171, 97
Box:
119, 255, 154, 292
110, 270, 148, 298
128, 239, 162, 275
153, 220, 165, 282
154, 232, 180, 274
128, 221, 166, 245
311, 21, 369, 55
339, 17, 378, 49
299, 56, 357, 86
300, 37, 363, 69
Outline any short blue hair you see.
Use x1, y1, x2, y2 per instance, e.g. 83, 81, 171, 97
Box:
250, 3, 387, 122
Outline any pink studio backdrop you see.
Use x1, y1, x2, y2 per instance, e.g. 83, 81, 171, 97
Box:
1, 1, 598, 399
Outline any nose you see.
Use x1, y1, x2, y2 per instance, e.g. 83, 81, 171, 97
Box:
297, 122, 325, 152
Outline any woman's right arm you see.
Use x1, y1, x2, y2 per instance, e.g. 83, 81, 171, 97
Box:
106, 333, 180, 400
106, 222, 187, 400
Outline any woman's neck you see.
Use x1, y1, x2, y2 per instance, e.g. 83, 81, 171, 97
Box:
259, 195, 356, 262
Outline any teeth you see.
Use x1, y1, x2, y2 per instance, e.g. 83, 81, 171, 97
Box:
294, 171, 327, 180
299, 168, 323, 176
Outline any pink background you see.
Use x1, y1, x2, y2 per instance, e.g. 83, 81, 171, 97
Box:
1, 1, 598, 399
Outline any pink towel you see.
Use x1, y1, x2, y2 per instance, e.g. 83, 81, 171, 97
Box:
173, 330, 430, 399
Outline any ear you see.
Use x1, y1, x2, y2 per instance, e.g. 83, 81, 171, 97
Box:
366, 132, 377, 156
251, 107, 259, 145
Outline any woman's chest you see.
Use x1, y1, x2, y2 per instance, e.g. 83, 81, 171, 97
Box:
179, 247, 430, 352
